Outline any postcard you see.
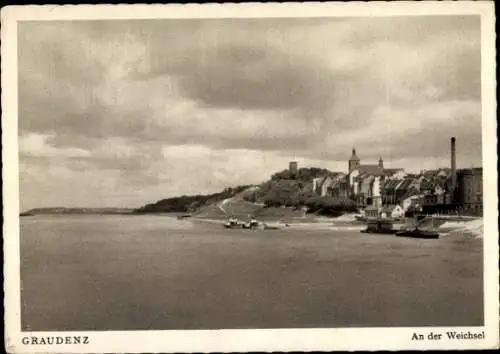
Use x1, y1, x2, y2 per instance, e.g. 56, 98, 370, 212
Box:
2, 1, 498, 352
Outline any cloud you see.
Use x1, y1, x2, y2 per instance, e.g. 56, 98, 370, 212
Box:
17, 16, 482, 209
139, 42, 337, 113
20, 133, 91, 158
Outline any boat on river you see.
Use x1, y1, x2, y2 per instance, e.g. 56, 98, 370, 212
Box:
224, 217, 242, 229
176, 214, 192, 220
395, 228, 439, 239
361, 218, 406, 234
395, 217, 440, 239
224, 217, 288, 230
241, 219, 260, 229
223, 217, 260, 229
361, 213, 440, 239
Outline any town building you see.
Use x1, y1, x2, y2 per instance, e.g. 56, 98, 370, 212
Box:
456, 167, 483, 215
329, 176, 349, 198
348, 148, 385, 174
402, 195, 423, 212
313, 138, 482, 216
380, 204, 405, 219
348, 148, 404, 175
347, 148, 404, 199
363, 204, 404, 219
371, 176, 383, 208
364, 206, 379, 219
381, 179, 403, 205
312, 173, 347, 197
312, 176, 335, 197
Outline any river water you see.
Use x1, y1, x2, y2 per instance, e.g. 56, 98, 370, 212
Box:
20, 214, 483, 331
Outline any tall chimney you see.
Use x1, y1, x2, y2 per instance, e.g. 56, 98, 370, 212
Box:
451, 137, 457, 201
289, 161, 298, 176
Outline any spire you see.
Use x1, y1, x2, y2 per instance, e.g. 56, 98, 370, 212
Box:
350, 147, 360, 160
349, 146, 360, 173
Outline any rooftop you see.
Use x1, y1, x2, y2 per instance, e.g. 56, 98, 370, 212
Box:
457, 167, 483, 175
356, 164, 384, 176
381, 204, 402, 213
384, 168, 404, 174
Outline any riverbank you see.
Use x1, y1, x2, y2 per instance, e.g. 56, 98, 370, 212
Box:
190, 213, 483, 237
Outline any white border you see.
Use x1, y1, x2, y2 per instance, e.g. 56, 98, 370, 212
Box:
2, 2, 498, 352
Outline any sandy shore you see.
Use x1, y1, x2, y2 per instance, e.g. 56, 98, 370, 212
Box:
190, 215, 483, 237
191, 216, 365, 231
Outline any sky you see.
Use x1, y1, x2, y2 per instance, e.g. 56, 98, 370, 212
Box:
18, 16, 482, 210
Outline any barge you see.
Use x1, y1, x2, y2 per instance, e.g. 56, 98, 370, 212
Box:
395, 216, 440, 239
361, 215, 439, 239
361, 214, 440, 239
395, 228, 439, 239
361, 218, 406, 234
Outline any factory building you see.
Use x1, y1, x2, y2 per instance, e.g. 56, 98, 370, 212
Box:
456, 167, 483, 214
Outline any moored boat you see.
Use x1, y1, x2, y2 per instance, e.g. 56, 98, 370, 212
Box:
395, 228, 439, 239
241, 219, 259, 229
395, 215, 440, 239
361, 218, 405, 234
224, 217, 241, 228
224, 216, 289, 230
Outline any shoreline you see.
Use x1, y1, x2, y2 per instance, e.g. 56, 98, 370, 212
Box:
190, 216, 367, 232
20, 212, 483, 237
188, 215, 483, 236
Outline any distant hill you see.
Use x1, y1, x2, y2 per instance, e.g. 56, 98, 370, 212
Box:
133, 185, 254, 214
21, 207, 134, 216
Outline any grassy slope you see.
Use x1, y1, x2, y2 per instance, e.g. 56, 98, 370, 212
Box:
194, 186, 308, 221
136, 168, 343, 218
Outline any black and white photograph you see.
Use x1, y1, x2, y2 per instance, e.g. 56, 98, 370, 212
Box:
2, 2, 498, 352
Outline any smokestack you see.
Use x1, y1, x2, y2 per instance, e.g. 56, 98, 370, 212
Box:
451, 137, 457, 200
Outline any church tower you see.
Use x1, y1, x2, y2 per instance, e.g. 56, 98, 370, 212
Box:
378, 156, 384, 168
348, 147, 360, 172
